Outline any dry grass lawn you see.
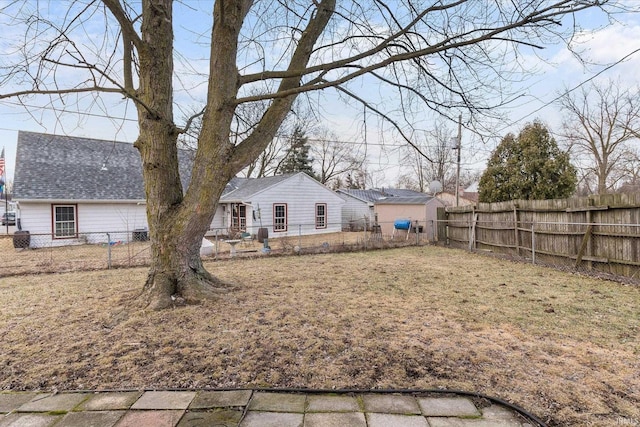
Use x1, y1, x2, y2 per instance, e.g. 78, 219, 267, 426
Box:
1, 245, 638, 426
0, 232, 380, 276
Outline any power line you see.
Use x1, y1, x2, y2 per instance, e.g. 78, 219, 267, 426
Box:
0, 100, 138, 123
3, 44, 640, 148
494, 45, 640, 135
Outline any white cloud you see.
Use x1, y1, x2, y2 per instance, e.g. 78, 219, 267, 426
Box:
551, 19, 640, 80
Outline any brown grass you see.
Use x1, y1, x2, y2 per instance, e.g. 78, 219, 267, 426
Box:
1, 245, 638, 426
0, 232, 391, 276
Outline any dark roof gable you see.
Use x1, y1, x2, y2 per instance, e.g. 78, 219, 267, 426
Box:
221, 173, 298, 202
337, 187, 433, 204
13, 131, 193, 201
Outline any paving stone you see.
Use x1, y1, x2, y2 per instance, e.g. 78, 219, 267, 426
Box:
481, 405, 522, 421
427, 418, 524, 427
56, 410, 125, 427
177, 409, 243, 426
189, 390, 252, 409
304, 412, 367, 427
0, 392, 39, 413
17, 393, 89, 413
114, 410, 185, 427
367, 413, 429, 427
362, 394, 421, 414
131, 391, 196, 410
239, 411, 303, 427
306, 395, 360, 412
417, 397, 480, 417
0, 412, 61, 427
247, 392, 306, 412
78, 392, 143, 411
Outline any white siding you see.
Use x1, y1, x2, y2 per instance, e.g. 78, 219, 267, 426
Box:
340, 195, 374, 230
207, 204, 255, 236
16, 174, 345, 247
17, 201, 147, 248
243, 174, 344, 238
208, 205, 226, 232
78, 203, 148, 233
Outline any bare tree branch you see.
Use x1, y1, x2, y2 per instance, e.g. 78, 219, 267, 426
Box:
102, 0, 143, 50
559, 79, 640, 193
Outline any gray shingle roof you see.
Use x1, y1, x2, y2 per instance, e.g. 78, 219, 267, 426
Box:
375, 195, 433, 205
221, 174, 298, 202
380, 188, 427, 197
13, 131, 193, 201
337, 188, 432, 204
13, 132, 317, 203
336, 188, 386, 203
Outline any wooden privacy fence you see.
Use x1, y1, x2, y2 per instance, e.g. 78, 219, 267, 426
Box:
439, 193, 640, 280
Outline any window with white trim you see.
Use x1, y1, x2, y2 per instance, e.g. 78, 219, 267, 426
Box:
273, 203, 287, 232
53, 205, 77, 238
231, 203, 247, 231
315, 203, 327, 229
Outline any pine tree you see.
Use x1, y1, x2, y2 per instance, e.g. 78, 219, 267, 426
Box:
279, 125, 316, 178
479, 121, 577, 203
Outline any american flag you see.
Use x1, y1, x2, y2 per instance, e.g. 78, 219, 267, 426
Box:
0, 147, 5, 177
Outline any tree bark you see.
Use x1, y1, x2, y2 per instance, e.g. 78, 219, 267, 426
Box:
132, 0, 334, 309
132, 0, 234, 310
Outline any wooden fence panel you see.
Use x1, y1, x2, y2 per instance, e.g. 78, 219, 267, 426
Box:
443, 194, 640, 281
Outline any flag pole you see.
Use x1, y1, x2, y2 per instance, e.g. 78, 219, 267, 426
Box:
2, 146, 7, 234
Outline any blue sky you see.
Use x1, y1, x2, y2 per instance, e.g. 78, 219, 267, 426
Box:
1, 1, 639, 187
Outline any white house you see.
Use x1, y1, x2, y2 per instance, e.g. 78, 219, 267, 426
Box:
12, 131, 344, 248
335, 188, 385, 230
214, 173, 345, 238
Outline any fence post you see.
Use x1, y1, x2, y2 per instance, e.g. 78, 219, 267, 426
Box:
215, 229, 219, 259
468, 213, 478, 251
430, 220, 434, 243
106, 233, 112, 269
298, 224, 302, 250
363, 216, 367, 250
513, 204, 520, 256
531, 224, 536, 265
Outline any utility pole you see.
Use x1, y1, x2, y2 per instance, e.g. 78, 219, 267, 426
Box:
454, 114, 462, 207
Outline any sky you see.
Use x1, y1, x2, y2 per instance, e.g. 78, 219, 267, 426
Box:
1, 1, 639, 188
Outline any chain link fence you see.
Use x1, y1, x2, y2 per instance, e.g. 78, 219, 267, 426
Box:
0, 220, 434, 277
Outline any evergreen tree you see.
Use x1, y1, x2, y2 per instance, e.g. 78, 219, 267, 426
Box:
279, 125, 316, 178
345, 170, 367, 189
479, 121, 577, 203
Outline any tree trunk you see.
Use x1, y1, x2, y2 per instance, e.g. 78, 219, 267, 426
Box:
131, 0, 225, 310
138, 220, 233, 310
130, 0, 333, 309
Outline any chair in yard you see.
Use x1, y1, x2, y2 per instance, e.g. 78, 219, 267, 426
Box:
240, 232, 253, 247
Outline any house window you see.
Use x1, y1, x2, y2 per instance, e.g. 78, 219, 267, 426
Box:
231, 203, 246, 231
315, 203, 327, 229
53, 205, 77, 238
273, 203, 287, 232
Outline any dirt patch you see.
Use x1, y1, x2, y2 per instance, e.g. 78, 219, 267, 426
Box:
0, 246, 638, 426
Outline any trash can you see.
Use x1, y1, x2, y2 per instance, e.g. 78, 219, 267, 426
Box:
133, 229, 149, 242
257, 227, 268, 243
13, 230, 30, 249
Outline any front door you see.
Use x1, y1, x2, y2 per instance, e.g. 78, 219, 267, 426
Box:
231, 203, 246, 231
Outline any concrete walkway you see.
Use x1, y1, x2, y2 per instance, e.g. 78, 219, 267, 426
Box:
0, 389, 537, 427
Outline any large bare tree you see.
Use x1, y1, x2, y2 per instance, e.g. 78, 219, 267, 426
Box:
398, 122, 456, 192
559, 80, 640, 194
310, 128, 366, 187
0, 0, 621, 309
